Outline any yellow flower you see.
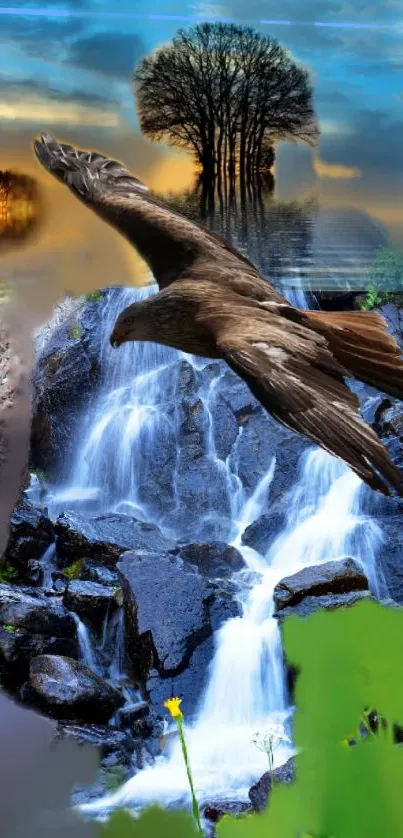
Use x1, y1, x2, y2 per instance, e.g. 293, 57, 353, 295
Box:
164, 696, 183, 719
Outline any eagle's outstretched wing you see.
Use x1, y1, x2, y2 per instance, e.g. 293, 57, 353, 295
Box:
197, 299, 403, 496
33, 133, 277, 295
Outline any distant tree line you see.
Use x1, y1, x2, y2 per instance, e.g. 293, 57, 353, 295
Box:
134, 22, 319, 182
0, 171, 40, 244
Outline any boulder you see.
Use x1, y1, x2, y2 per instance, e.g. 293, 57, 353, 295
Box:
0, 625, 78, 688
53, 723, 134, 764
273, 558, 369, 613
249, 757, 295, 812
277, 590, 372, 621
81, 561, 119, 587
30, 297, 102, 480
54, 511, 174, 567
5, 500, 54, 566
21, 655, 124, 723
212, 393, 239, 461
64, 580, 117, 627
234, 411, 277, 493
242, 511, 284, 555
177, 543, 245, 578
118, 550, 212, 678
146, 635, 215, 719
204, 800, 252, 824
0, 583, 76, 637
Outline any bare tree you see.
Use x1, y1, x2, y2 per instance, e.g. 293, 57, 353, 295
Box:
134, 22, 319, 182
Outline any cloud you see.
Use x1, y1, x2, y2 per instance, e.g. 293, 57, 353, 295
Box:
67, 31, 146, 77
0, 93, 121, 128
313, 155, 361, 179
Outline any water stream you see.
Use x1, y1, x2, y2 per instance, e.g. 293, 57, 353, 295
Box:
48, 285, 384, 816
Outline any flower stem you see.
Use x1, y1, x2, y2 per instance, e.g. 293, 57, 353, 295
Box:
176, 715, 203, 836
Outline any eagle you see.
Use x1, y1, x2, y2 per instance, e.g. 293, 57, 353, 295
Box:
34, 132, 403, 497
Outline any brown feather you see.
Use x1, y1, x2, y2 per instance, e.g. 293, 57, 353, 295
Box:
33, 134, 403, 497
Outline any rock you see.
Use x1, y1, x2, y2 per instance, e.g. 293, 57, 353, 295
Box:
242, 512, 283, 555
273, 558, 369, 613
249, 757, 295, 812
375, 517, 403, 604
4, 500, 54, 566
146, 635, 215, 719
277, 590, 373, 621
212, 394, 239, 461
234, 411, 277, 493
219, 368, 259, 419
55, 511, 174, 568
177, 543, 245, 578
0, 625, 78, 688
118, 550, 212, 678
54, 723, 134, 764
21, 655, 124, 723
204, 800, 252, 823
30, 297, 102, 480
64, 580, 117, 627
115, 700, 152, 736
81, 562, 119, 587
0, 583, 76, 637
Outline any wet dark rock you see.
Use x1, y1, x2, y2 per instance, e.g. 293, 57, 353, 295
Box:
242, 511, 283, 555
24, 560, 45, 586
115, 700, 152, 735
212, 394, 239, 461
220, 368, 259, 419
146, 635, 215, 720
178, 543, 245, 578
5, 499, 54, 566
64, 580, 117, 627
0, 583, 76, 637
269, 433, 309, 505
235, 411, 277, 492
118, 550, 212, 677
21, 655, 124, 722
81, 562, 119, 587
204, 800, 252, 823
55, 511, 174, 568
30, 299, 102, 481
276, 590, 372, 621
175, 358, 201, 397
378, 303, 403, 348
0, 626, 78, 688
54, 723, 134, 764
249, 757, 295, 812
273, 558, 369, 613
375, 517, 403, 604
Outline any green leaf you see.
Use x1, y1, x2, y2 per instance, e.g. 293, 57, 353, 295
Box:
100, 805, 199, 838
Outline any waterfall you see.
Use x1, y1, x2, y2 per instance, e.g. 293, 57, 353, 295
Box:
56, 285, 383, 816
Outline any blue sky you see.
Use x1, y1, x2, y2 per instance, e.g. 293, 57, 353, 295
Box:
0, 0, 402, 301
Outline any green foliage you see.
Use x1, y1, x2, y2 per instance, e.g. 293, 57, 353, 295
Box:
68, 323, 83, 340
360, 246, 403, 309
32, 467, 46, 481
0, 560, 19, 583
85, 290, 103, 303
100, 806, 199, 838
1, 623, 18, 633
99, 600, 403, 838
63, 558, 84, 581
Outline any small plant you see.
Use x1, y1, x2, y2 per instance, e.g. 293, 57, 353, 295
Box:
85, 290, 103, 303
32, 467, 46, 482
252, 723, 291, 776
1, 623, 18, 633
63, 558, 84, 581
68, 323, 82, 340
164, 697, 203, 836
0, 561, 19, 583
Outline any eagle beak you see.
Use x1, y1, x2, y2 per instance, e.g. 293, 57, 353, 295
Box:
110, 334, 120, 348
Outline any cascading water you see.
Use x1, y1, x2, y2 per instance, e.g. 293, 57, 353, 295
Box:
70, 285, 385, 817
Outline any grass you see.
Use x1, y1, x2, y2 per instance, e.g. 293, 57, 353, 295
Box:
68, 323, 83, 340
0, 560, 19, 583
85, 290, 103, 303
63, 558, 84, 581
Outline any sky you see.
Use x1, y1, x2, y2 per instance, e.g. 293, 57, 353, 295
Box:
0, 0, 402, 313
